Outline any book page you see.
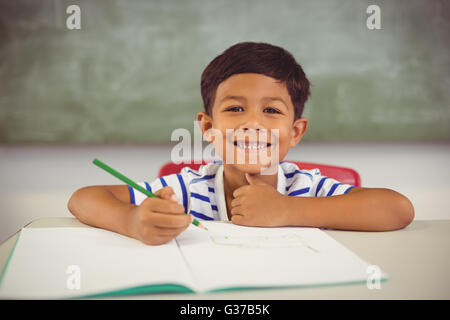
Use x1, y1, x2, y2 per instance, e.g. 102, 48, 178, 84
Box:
176, 221, 388, 292
0, 228, 195, 299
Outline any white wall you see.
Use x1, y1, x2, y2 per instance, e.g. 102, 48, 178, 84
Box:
1, 143, 449, 243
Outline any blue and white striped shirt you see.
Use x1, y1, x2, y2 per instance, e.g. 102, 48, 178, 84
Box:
128, 160, 356, 221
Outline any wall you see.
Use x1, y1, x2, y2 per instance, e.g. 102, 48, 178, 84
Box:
1, 0, 449, 144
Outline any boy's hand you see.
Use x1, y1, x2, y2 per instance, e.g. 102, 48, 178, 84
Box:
230, 173, 289, 227
128, 186, 193, 245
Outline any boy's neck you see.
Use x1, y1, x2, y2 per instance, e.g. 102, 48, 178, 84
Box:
222, 164, 278, 200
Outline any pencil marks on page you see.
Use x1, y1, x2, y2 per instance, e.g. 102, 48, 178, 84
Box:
209, 233, 319, 253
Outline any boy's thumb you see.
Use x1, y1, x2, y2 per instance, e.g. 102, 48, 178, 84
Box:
245, 173, 268, 186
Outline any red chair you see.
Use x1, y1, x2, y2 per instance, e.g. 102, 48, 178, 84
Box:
158, 160, 361, 187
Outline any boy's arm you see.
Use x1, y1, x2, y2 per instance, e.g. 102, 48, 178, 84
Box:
283, 187, 415, 231
67, 185, 191, 245
67, 185, 136, 238
231, 175, 415, 231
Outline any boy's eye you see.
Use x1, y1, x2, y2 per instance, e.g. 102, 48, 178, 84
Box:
226, 106, 244, 112
264, 107, 281, 114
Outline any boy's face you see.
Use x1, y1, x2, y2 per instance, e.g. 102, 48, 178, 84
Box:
197, 73, 308, 175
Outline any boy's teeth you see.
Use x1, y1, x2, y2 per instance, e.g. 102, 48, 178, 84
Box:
236, 142, 268, 149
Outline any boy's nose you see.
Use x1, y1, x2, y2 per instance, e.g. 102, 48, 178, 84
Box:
237, 127, 268, 139
240, 113, 265, 131
242, 127, 260, 132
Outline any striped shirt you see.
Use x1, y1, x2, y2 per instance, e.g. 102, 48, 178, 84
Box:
128, 160, 356, 221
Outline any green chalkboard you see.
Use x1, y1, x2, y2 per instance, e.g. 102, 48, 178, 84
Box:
0, 0, 449, 143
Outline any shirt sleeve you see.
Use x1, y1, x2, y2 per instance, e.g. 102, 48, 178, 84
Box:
127, 172, 190, 212
311, 173, 356, 197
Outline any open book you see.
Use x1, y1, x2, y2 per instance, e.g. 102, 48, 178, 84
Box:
0, 222, 387, 298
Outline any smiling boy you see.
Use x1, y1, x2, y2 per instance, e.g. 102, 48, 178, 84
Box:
68, 42, 414, 245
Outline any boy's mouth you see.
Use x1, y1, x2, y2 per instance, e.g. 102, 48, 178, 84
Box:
233, 140, 272, 150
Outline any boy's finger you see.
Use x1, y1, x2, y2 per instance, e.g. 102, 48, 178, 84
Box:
142, 197, 185, 214
233, 185, 249, 198
150, 211, 193, 229
154, 186, 176, 201
160, 187, 179, 203
231, 214, 246, 226
231, 197, 242, 207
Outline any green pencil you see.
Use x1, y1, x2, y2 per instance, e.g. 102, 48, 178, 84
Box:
93, 158, 207, 231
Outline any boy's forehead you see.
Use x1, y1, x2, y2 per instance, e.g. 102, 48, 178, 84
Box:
216, 73, 289, 98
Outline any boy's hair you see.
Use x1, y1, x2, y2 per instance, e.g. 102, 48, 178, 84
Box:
200, 42, 310, 120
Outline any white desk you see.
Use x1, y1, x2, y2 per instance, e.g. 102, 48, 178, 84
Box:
1, 218, 449, 299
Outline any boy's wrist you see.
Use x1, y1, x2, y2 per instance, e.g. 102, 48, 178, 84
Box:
122, 204, 139, 239
284, 196, 321, 228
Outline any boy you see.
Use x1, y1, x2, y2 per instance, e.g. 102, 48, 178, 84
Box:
68, 42, 414, 245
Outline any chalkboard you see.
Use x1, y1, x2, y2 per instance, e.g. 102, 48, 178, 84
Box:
0, 0, 449, 143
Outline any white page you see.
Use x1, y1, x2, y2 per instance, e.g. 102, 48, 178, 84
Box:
176, 221, 388, 292
0, 228, 195, 299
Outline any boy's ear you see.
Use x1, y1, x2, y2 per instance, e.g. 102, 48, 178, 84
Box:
289, 117, 308, 148
196, 112, 214, 142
